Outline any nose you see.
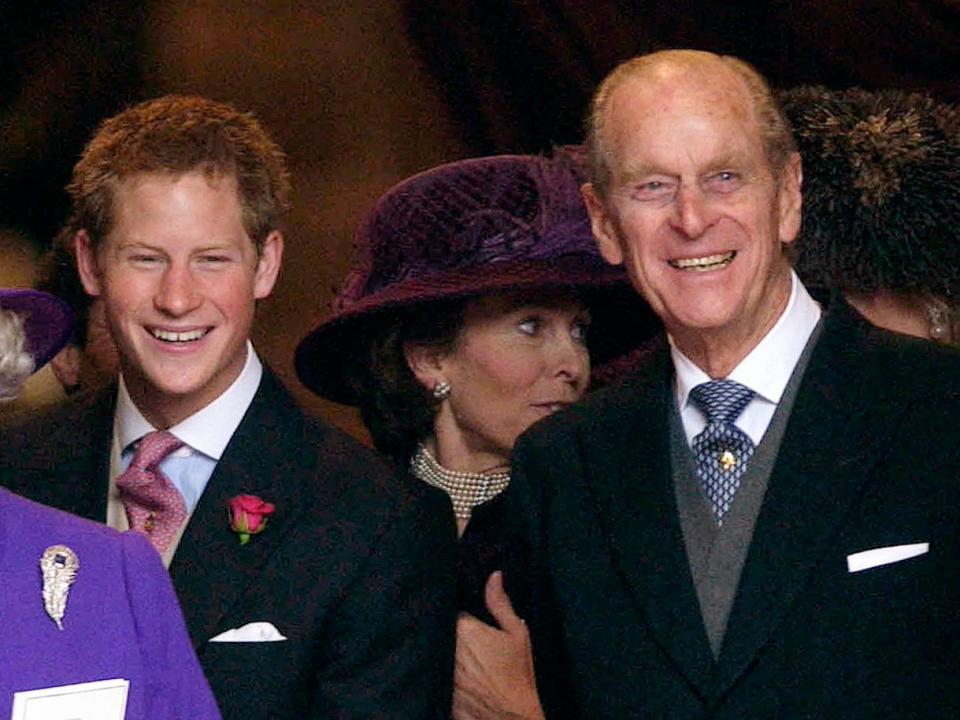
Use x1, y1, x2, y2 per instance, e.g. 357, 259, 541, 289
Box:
669, 184, 710, 239
553, 334, 589, 396
154, 263, 201, 317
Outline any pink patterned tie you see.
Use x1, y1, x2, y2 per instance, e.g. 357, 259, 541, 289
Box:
116, 431, 187, 554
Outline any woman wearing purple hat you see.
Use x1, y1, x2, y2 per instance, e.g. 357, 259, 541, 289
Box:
0, 288, 221, 719
296, 149, 658, 719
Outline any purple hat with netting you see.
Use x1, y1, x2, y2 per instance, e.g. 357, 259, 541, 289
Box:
0, 288, 74, 370
296, 148, 658, 403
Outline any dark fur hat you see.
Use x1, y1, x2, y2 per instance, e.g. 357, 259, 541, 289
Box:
780, 86, 960, 299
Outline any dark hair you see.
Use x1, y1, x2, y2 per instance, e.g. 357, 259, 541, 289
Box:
780, 85, 960, 299
34, 229, 90, 346
66, 94, 291, 252
344, 299, 466, 463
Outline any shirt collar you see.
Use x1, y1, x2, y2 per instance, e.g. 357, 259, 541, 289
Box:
672, 270, 822, 409
114, 340, 263, 460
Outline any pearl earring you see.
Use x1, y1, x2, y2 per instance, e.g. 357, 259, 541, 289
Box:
432, 380, 451, 401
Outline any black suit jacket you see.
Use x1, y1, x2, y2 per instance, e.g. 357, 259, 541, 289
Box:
507, 300, 960, 718
0, 369, 457, 719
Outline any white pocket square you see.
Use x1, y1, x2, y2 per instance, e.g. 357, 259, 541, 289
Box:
209, 621, 288, 643
846, 542, 929, 573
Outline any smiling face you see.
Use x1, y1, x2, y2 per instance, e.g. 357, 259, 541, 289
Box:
411, 291, 590, 472
76, 171, 282, 427
584, 60, 802, 374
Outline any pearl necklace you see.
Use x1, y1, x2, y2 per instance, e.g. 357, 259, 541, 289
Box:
409, 443, 510, 521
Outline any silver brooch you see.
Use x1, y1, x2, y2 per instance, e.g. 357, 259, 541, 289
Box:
40, 545, 79, 630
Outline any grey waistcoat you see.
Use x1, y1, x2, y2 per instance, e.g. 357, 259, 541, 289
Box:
669, 321, 823, 658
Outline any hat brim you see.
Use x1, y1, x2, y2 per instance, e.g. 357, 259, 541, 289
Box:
295, 256, 660, 405
0, 289, 75, 371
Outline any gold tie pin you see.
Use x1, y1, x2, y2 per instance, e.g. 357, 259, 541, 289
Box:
719, 450, 737, 472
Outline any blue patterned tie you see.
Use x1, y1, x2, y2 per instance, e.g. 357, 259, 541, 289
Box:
690, 380, 756, 523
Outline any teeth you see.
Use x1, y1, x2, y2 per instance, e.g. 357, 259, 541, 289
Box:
671, 251, 735, 271
152, 329, 206, 342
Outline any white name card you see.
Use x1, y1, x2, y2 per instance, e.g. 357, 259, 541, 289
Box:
10, 678, 129, 720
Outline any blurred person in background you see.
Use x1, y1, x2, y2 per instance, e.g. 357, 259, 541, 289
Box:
296, 149, 659, 719
781, 85, 960, 344
34, 229, 119, 394
0, 227, 65, 412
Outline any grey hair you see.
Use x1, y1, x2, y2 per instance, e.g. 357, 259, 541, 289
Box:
0, 310, 36, 401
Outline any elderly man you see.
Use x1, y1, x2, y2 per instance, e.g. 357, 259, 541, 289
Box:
505, 49, 960, 718
0, 95, 455, 719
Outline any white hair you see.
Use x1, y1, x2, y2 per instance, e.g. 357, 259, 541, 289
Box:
0, 309, 36, 401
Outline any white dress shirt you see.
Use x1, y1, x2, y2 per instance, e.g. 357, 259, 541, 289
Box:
107, 340, 263, 565
672, 271, 822, 446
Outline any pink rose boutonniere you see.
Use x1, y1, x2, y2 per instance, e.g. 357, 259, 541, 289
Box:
228, 494, 276, 546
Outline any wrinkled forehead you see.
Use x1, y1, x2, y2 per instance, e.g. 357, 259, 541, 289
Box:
603, 69, 766, 176
614, 54, 757, 114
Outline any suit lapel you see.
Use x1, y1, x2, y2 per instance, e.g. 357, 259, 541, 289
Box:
585, 343, 717, 697
51, 387, 115, 522
170, 371, 314, 647
715, 302, 908, 691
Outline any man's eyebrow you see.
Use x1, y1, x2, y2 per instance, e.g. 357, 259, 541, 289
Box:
617, 164, 669, 184
703, 151, 755, 174
114, 240, 162, 252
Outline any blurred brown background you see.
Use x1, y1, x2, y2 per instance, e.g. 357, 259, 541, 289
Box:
2, 0, 957, 440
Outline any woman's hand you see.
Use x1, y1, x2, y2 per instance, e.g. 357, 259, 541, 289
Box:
452, 571, 546, 720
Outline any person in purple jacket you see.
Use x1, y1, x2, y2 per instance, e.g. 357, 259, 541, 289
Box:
0, 287, 220, 720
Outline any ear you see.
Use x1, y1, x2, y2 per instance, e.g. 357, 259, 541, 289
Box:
49, 345, 82, 394
403, 341, 448, 393
581, 182, 624, 265
777, 152, 803, 246
253, 230, 284, 300
75, 230, 103, 297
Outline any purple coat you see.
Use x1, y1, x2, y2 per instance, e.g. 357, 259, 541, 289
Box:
0, 488, 220, 719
